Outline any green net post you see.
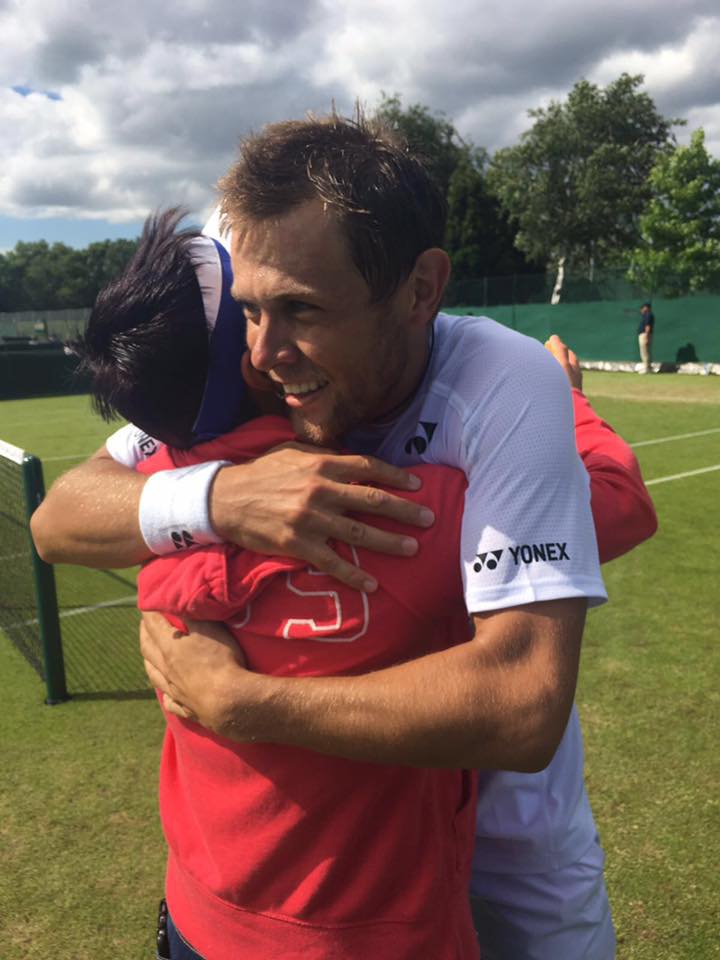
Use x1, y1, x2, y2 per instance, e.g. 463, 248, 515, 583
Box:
21, 454, 69, 704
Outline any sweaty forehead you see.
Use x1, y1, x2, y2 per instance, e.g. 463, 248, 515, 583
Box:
230, 200, 367, 300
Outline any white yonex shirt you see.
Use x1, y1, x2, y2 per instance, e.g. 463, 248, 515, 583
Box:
346, 313, 606, 875
107, 310, 607, 877
349, 314, 606, 614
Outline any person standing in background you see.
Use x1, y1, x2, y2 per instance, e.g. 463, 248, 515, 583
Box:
638, 302, 655, 373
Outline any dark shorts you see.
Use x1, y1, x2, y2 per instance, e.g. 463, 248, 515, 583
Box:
157, 908, 204, 960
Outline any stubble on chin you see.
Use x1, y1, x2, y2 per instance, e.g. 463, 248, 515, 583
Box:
289, 398, 356, 448
288, 411, 335, 447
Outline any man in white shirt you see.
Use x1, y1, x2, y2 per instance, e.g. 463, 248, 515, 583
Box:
34, 112, 616, 958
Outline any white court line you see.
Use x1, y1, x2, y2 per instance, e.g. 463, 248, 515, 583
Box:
646, 463, 720, 486
631, 427, 720, 448
4, 594, 137, 630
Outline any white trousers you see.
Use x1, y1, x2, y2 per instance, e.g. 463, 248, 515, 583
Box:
638, 332, 652, 371
470, 837, 616, 960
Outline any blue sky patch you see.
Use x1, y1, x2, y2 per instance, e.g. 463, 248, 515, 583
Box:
11, 85, 63, 101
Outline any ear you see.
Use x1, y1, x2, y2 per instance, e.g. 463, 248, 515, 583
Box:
407, 248, 451, 325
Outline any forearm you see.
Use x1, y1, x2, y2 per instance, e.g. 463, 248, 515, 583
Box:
586, 454, 657, 561
207, 599, 586, 770
572, 388, 657, 560
31, 454, 151, 568
235, 657, 553, 769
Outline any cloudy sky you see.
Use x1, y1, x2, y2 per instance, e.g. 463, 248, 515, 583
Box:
2, 0, 719, 250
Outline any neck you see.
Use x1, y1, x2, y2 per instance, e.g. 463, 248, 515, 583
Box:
372, 323, 435, 426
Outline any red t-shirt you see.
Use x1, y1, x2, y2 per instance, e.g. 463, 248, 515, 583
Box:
137, 417, 479, 960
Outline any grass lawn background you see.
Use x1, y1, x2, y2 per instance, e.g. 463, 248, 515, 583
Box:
1, 370, 718, 959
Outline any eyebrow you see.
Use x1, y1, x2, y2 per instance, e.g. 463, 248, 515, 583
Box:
230, 280, 321, 305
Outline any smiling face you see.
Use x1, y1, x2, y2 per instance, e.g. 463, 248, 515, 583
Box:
230, 200, 431, 445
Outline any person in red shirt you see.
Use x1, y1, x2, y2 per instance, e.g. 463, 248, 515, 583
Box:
136, 416, 478, 959
133, 337, 656, 959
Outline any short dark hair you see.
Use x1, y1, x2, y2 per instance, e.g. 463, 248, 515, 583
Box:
71, 209, 209, 448
218, 110, 447, 303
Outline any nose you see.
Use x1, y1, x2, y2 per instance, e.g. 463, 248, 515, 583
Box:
247, 313, 298, 373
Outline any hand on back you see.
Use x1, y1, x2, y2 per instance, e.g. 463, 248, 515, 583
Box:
209, 443, 435, 592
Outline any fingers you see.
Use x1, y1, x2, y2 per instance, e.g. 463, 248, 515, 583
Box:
302, 543, 381, 593
330, 478, 435, 528
162, 693, 193, 719
211, 445, 439, 592
288, 509, 430, 592
281, 450, 436, 531
311, 454, 435, 528
181, 618, 248, 668
139, 613, 160, 670
331, 512, 422, 555
545, 334, 582, 391
141, 612, 185, 698
323, 452, 423, 493
544, 333, 569, 364
143, 656, 168, 693
139, 611, 177, 668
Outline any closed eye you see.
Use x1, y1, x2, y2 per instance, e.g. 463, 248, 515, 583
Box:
286, 300, 319, 315
238, 301, 261, 322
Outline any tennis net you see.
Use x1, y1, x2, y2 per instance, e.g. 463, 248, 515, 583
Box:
0, 438, 67, 702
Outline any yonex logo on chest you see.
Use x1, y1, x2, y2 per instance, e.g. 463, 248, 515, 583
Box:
404, 421, 438, 455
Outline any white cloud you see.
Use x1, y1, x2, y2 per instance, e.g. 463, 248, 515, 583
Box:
0, 0, 718, 225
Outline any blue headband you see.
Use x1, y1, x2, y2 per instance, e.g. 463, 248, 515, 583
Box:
189, 237, 249, 442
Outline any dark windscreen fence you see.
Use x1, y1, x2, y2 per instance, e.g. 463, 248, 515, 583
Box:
444, 269, 720, 365
0, 440, 67, 701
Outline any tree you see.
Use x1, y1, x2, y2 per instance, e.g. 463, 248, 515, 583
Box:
373, 93, 467, 196
373, 94, 536, 301
629, 129, 720, 295
80, 238, 140, 306
488, 74, 680, 300
445, 153, 541, 303
0, 237, 138, 312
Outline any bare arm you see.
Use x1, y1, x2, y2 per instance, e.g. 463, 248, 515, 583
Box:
141, 597, 586, 770
31, 446, 151, 568
31, 443, 435, 587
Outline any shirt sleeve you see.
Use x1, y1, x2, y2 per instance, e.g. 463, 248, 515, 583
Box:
457, 338, 607, 613
572, 389, 657, 563
105, 423, 163, 467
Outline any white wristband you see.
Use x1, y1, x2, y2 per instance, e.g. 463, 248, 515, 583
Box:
138, 461, 230, 555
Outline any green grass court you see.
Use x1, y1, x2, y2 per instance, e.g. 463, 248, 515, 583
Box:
1, 372, 719, 959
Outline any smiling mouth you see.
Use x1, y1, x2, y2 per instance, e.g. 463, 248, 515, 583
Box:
275, 377, 329, 404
